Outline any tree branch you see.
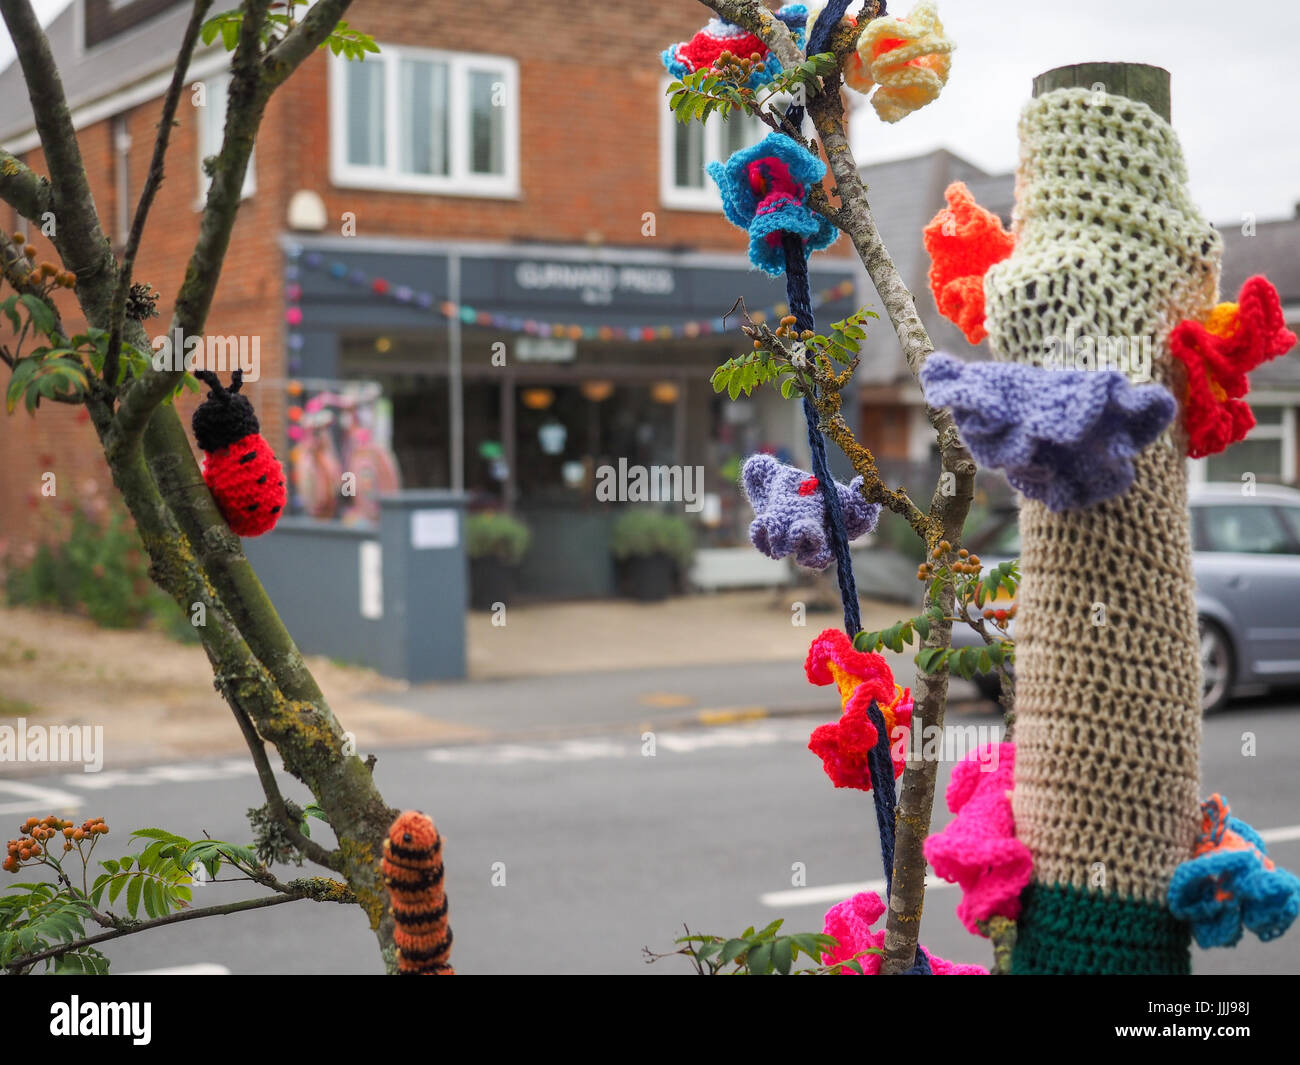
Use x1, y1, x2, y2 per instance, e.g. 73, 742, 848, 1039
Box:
0, 149, 51, 222
229, 696, 344, 871
6, 877, 353, 973
698, 0, 979, 975
262, 0, 354, 89
0, 0, 116, 298
103, 0, 214, 388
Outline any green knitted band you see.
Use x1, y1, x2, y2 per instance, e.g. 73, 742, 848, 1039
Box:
1011, 883, 1191, 975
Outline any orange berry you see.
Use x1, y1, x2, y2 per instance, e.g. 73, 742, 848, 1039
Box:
63, 827, 74, 838
73, 829, 85, 841
23, 245, 36, 260
12, 232, 25, 244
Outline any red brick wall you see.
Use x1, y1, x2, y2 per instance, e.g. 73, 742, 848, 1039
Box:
1, 0, 848, 550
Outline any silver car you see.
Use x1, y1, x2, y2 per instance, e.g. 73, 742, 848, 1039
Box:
953, 483, 1300, 712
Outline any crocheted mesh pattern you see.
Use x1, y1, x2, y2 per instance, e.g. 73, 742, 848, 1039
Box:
985, 87, 1213, 973
984, 88, 1221, 387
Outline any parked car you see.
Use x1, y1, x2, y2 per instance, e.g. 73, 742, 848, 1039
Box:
952, 483, 1300, 712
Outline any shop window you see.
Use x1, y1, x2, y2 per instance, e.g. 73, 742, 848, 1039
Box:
660, 80, 767, 210
331, 47, 519, 197
197, 73, 255, 202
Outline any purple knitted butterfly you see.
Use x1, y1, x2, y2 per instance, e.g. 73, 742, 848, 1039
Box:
919, 354, 1176, 512
742, 453, 881, 570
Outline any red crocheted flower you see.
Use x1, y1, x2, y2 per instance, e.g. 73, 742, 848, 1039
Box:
1168, 276, 1296, 458
806, 628, 912, 791
923, 182, 1015, 345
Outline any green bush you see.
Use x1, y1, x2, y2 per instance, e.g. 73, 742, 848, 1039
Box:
466, 512, 530, 564
610, 510, 695, 570
4, 507, 196, 641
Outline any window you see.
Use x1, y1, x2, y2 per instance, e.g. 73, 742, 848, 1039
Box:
197, 73, 255, 202
660, 82, 768, 210
1198, 403, 1296, 483
1195, 505, 1293, 554
330, 47, 519, 197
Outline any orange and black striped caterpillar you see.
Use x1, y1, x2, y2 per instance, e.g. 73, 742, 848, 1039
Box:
383, 811, 454, 975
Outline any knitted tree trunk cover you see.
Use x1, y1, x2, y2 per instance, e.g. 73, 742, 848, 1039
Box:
982, 87, 1220, 974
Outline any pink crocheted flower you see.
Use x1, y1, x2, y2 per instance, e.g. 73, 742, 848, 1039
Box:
821, 891, 987, 974
923, 742, 1033, 935
806, 629, 912, 791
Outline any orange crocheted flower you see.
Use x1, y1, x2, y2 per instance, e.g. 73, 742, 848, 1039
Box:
923, 182, 1015, 345
1168, 276, 1296, 458
846, 0, 954, 123
806, 629, 912, 790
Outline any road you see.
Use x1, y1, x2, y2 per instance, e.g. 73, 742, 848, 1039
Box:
2, 694, 1298, 975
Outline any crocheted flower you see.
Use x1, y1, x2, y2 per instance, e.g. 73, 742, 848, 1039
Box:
923, 182, 1015, 344
923, 742, 1032, 936
846, 0, 954, 123
806, 628, 912, 791
742, 453, 880, 569
919, 354, 1176, 512
1168, 794, 1300, 949
707, 133, 838, 276
662, 4, 807, 90
821, 891, 987, 974
1168, 276, 1296, 459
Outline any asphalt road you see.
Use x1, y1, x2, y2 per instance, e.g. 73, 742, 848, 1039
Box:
3, 695, 1298, 975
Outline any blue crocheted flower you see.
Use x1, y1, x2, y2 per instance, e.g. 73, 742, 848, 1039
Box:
662, 5, 808, 91
742, 453, 880, 569
1169, 795, 1300, 949
919, 354, 1176, 512
707, 132, 838, 276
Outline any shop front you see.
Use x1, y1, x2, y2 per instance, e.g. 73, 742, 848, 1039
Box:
282, 236, 858, 598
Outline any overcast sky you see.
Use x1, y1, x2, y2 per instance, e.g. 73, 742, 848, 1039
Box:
3, 0, 1297, 226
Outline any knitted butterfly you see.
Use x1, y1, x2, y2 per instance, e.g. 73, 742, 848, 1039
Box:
192, 370, 287, 537
383, 811, 455, 975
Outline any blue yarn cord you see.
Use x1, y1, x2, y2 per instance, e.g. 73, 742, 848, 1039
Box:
864, 700, 898, 900
783, 0, 856, 134
782, 232, 861, 637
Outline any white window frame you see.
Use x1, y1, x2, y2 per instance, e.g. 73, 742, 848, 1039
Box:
196, 72, 256, 206
659, 79, 769, 211
329, 46, 519, 199
1189, 398, 1298, 485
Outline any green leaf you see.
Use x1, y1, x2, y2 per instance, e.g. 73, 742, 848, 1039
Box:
913, 614, 930, 641
746, 940, 773, 974
719, 938, 748, 966
126, 875, 143, 918
915, 647, 947, 674
772, 937, 793, 975
18, 293, 55, 337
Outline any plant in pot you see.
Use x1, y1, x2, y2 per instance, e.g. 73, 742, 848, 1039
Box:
466, 513, 530, 611
610, 510, 694, 602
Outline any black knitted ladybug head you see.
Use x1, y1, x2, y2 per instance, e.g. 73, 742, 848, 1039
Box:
192, 370, 261, 453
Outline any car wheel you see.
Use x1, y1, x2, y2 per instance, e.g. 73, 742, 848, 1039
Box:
1199, 617, 1235, 714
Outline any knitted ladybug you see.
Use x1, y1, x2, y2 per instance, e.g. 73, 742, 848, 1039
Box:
192, 370, 286, 537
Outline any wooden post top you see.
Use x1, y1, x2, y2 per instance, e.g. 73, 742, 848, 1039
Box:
1032, 62, 1171, 122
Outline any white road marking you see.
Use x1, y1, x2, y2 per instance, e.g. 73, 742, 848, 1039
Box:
67, 759, 259, 791
1259, 825, 1300, 846
760, 875, 955, 909
122, 963, 230, 975
425, 722, 812, 766
0, 779, 84, 816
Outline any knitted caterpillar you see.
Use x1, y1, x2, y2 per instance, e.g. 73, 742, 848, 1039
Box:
383, 811, 454, 975
192, 370, 286, 537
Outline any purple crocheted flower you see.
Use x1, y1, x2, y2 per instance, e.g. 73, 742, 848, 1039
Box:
742, 454, 880, 569
919, 354, 1176, 512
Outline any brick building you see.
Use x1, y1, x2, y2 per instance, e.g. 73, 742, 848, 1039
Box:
0, 0, 859, 595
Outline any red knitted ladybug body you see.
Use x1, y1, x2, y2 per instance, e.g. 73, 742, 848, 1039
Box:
193, 371, 286, 537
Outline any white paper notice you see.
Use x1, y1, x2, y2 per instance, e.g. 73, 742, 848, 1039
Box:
359, 541, 383, 619
411, 509, 458, 550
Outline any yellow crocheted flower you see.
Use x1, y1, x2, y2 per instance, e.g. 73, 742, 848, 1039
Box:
847, 0, 953, 123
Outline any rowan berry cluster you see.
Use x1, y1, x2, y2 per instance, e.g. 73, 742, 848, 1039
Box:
916, 541, 981, 581
9, 232, 76, 290
714, 49, 767, 79
3, 815, 108, 872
